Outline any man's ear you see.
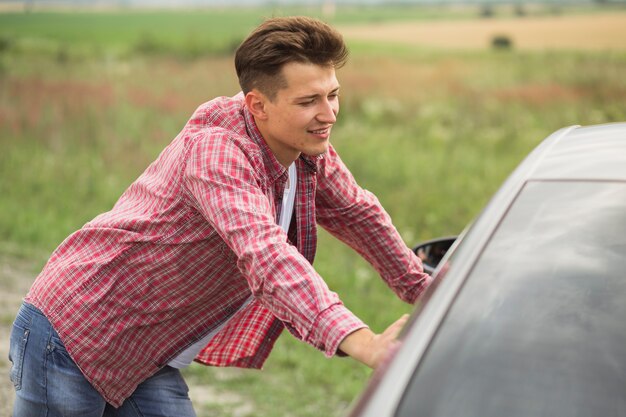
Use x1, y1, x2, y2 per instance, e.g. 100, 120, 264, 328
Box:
245, 90, 269, 121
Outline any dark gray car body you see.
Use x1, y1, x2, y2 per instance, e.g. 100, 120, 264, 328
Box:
347, 123, 626, 417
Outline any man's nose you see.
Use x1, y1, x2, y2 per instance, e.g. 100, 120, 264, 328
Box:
317, 99, 337, 123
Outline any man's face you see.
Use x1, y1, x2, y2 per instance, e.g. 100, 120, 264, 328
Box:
252, 61, 340, 167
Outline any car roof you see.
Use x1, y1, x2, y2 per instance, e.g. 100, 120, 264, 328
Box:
523, 122, 626, 181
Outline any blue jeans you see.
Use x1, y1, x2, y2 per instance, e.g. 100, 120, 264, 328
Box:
8, 302, 197, 417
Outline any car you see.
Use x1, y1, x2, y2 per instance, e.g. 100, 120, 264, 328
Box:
346, 122, 626, 417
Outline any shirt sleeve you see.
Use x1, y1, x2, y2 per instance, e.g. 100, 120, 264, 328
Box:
183, 131, 366, 357
315, 145, 433, 304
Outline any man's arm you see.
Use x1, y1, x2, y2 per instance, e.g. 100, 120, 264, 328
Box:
315, 145, 432, 304
338, 314, 409, 369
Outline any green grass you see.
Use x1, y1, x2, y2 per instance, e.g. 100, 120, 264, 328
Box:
2, 6, 626, 417
0, 10, 262, 57
0, 6, 468, 59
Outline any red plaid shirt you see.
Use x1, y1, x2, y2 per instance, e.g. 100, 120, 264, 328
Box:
26, 93, 431, 407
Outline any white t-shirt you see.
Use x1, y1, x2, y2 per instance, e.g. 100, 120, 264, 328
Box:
168, 162, 297, 368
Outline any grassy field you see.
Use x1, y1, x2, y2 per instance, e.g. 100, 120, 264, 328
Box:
1, 5, 626, 417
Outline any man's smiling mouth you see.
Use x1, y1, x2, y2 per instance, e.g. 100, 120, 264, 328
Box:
309, 127, 331, 135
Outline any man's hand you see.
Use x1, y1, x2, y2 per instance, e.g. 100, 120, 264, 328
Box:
338, 314, 409, 369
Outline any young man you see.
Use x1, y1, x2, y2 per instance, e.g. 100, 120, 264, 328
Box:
8, 16, 432, 416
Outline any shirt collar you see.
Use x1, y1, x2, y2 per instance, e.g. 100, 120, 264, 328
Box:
242, 104, 287, 183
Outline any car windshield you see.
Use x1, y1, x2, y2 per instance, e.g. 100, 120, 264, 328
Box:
397, 181, 626, 417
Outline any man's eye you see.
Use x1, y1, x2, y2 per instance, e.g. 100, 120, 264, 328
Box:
298, 100, 315, 106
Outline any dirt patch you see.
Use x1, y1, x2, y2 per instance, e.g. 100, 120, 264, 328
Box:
189, 382, 255, 417
0, 255, 37, 415
338, 12, 626, 51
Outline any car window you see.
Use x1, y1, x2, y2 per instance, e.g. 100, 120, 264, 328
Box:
396, 181, 626, 417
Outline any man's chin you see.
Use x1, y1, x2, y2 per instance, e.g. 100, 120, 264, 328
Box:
314, 141, 332, 156
302, 147, 330, 159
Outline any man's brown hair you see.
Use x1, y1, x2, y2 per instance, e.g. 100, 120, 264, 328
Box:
235, 16, 348, 100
